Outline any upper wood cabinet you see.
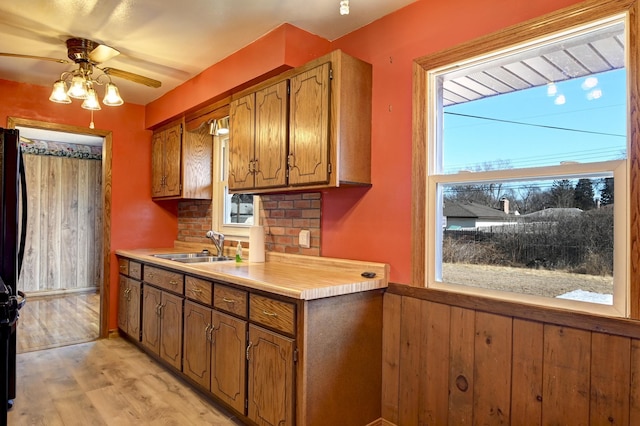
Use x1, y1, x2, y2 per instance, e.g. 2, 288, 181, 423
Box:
229, 80, 289, 191
151, 118, 212, 200
228, 50, 372, 194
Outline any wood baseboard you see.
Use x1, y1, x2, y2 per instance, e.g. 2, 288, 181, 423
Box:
108, 329, 121, 339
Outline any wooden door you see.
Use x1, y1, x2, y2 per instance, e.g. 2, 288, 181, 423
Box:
183, 301, 212, 389
288, 63, 330, 186
127, 279, 141, 341
142, 285, 161, 355
254, 80, 289, 189
182, 124, 213, 200
160, 291, 183, 370
163, 123, 182, 197
151, 131, 165, 197
211, 311, 247, 414
117, 275, 128, 332
247, 325, 294, 426
229, 93, 256, 191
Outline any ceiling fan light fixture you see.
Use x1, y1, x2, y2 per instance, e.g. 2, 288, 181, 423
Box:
103, 82, 124, 106
67, 73, 89, 99
49, 80, 71, 104
81, 87, 102, 110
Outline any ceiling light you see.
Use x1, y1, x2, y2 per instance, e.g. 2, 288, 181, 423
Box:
340, 0, 349, 15
103, 82, 124, 106
49, 62, 125, 109
49, 80, 71, 104
81, 87, 101, 111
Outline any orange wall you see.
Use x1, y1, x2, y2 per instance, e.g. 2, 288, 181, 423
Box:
146, 0, 586, 286
0, 79, 178, 330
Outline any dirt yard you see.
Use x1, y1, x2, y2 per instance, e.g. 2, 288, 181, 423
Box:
443, 263, 614, 298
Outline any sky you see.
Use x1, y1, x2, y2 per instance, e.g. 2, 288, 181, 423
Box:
442, 68, 627, 175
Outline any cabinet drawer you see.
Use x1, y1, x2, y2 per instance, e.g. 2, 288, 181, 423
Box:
129, 262, 142, 280
214, 284, 247, 318
118, 258, 129, 275
250, 294, 295, 335
185, 276, 212, 305
144, 266, 184, 294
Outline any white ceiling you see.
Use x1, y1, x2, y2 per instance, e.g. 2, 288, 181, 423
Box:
0, 0, 416, 106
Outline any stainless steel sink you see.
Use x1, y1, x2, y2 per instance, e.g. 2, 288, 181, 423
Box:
152, 252, 233, 263
173, 256, 234, 263
153, 252, 212, 259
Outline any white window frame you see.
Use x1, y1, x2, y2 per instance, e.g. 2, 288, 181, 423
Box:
423, 15, 630, 317
211, 132, 260, 241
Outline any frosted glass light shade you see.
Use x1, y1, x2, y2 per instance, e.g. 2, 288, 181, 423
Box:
81, 88, 102, 110
49, 80, 71, 104
67, 74, 89, 99
103, 82, 124, 106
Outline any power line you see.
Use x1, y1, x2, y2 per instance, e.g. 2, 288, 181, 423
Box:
444, 111, 625, 138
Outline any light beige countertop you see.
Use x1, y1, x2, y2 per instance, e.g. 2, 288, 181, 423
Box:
116, 247, 389, 300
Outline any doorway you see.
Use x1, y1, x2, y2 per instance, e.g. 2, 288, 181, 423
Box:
7, 117, 112, 351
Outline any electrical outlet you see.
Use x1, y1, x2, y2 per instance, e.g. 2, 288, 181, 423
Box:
299, 229, 311, 248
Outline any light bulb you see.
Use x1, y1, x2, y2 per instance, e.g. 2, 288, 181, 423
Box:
49, 80, 71, 104
340, 0, 349, 15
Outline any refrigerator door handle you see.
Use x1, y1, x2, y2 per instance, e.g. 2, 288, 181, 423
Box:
17, 148, 27, 278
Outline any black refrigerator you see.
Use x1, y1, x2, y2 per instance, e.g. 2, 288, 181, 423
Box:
0, 128, 26, 425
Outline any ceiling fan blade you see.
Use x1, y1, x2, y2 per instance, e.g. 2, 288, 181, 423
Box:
100, 67, 162, 88
89, 44, 120, 64
0, 52, 70, 64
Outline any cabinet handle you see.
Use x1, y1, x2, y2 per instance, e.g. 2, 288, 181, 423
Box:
147, 272, 154, 278
262, 310, 278, 318
169, 280, 178, 286
204, 324, 212, 341
209, 324, 215, 344
155, 303, 161, 316
119, 265, 127, 270
253, 158, 259, 173
287, 154, 294, 168
246, 341, 253, 361
222, 297, 236, 304
190, 288, 202, 294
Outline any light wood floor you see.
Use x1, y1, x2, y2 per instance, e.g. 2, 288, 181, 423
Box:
8, 337, 245, 425
17, 291, 100, 353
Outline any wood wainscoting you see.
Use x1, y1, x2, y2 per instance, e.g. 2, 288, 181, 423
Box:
382, 284, 640, 425
19, 153, 103, 293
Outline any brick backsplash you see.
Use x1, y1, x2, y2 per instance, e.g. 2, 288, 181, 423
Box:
177, 192, 321, 256
262, 192, 321, 256
177, 200, 212, 244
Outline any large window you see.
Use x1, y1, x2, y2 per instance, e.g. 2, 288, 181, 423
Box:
415, 7, 635, 316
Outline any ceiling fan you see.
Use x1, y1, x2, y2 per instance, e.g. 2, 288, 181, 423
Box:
0, 37, 161, 105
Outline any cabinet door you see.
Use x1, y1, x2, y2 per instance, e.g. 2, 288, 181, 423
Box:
229, 93, 256, 191
211, 311, 247, 414
183, 301, 212, 389
142, 285, 161, 354
151, 131, 165, 197
117, 275, 128, 332
247, 325, 294, 426
254, 80, 289, 189
163, 123, 182, 197
160, 291, 183, 370
288, 63, 331, 186
127, 279, 141, 341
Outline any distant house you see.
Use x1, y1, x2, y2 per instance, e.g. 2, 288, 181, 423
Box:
443, 200, 516, 230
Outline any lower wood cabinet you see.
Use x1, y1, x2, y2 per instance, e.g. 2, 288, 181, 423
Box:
117, 275, 141, 341
142, 285, 183, 370
184, 297, 248, 414
118, 255, 384, 426
247, 324, 294, 425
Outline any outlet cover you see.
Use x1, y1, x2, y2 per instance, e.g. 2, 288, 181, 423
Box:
299, 229, 311, 248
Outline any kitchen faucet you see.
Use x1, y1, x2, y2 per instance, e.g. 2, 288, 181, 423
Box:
206, 230, 225, 257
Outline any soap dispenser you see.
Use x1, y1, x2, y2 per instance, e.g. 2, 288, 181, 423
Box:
235, 241, 243, 262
